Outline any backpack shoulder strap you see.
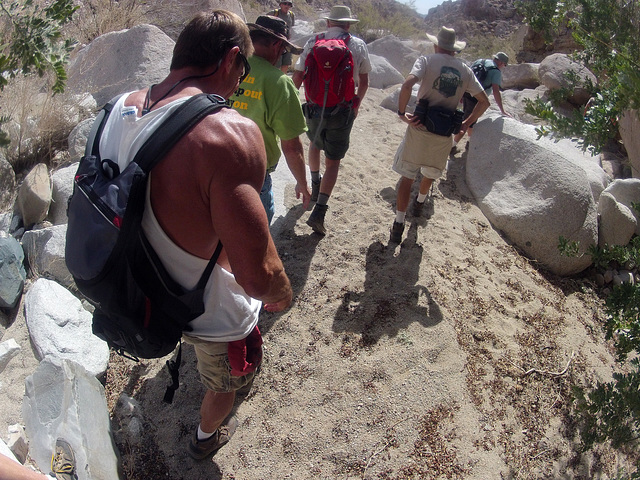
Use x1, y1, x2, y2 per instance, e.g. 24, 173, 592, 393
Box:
133, 93, 229, 173
84, 93, 124, 158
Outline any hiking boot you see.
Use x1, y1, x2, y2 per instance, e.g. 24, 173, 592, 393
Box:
188, 417, 238, 460
389, 221, 404, 244
412, 199, 425, 217
51, 438, 77, 480
310, 176, 322, 202
307, 204, 328, 235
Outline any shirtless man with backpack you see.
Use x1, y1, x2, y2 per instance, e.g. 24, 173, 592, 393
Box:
82, 11, 292, 460
292, 5, 371, 235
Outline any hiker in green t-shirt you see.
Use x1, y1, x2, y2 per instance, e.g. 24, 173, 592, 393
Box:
231, 15, 309, 223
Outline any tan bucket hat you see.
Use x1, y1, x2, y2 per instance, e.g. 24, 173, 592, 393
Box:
426, 26, 466, 53
324, 5, 359, 23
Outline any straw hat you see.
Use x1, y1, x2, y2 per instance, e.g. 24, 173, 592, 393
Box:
324, 5, 359, 23
247, 15, 303, 54
426, 26, 466, 53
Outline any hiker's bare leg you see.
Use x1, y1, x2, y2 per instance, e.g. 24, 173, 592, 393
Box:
308, 143, 321, 173
396, 176, 414, 213
0, 454, 48, 480
419, 176, 434, 196
200, 390, 235, 433
453, 130, 464, 144
319, 157, 340, 197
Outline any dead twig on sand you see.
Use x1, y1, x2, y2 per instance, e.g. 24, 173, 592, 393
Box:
361, 418, 408, 479
508, 351, 575, 377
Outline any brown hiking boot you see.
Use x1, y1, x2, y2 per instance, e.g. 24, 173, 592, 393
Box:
307, 204, 328, 235
51, 438, 77, 480
389, 221, 404, 244
188, 416, 238, 460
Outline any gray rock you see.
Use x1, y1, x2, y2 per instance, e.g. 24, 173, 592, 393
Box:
21, 224, 72, 287
380, 84, 420, 114
501, 63, 540, 90
16, 163, 51, 229
0, 236, 26, 309
68, 118, 95, 163
539, 53, 597, 106
597, 179, 640, 247
367, 35, 432, 76
49, 164, 78, 225
7, 424, 28, 464
0, 339, 21, 374
466, 113, 606, 276
66, 24, 175, 106
24, 278, 109, 377
368, 54, 405, 89
23, 358, 120, 480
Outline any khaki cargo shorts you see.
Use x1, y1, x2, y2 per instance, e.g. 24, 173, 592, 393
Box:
183, 335, 259, 393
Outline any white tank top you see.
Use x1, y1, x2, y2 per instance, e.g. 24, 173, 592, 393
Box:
99, 93, 261, 341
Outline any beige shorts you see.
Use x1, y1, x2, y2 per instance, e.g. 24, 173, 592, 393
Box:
392, 125, 453, 179
183, 335, 259, 393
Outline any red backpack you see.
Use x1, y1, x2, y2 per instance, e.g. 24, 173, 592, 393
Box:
303, 33, 355, 108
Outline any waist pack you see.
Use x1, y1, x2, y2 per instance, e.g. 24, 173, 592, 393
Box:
65, 93, 228, 401
414, 99, 464, 137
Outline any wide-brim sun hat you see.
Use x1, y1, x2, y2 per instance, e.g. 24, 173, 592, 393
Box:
324, 5, 359, 23
426, 26, 466, 53
247, 15, 303, 54
494, 52, 509, 65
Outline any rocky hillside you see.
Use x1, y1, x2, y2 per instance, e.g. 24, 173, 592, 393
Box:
422, 0, 579, 62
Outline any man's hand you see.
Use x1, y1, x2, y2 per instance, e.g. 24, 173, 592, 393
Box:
296, 182, 311, 210
263, 290, 293, 312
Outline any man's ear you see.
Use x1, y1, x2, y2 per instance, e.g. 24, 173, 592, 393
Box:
223, 46, 241, 74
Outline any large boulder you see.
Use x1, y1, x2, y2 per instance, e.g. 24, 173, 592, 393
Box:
0, 235, 26, 309
380, 84, 420, 114
16, 163, 51, 229
369, 54, 405, 89
538, 53, 597, 106
23, 358, 120, 480
21, 224, 72, 287
597, 179, 640, 247
619, 110, 640, 180
66, 24, 175, 106
24, 278, 109, 378
49, 164, 77, 225
466, 114, 608, 276
367, 36, 431, 76
501, 63, 540, 90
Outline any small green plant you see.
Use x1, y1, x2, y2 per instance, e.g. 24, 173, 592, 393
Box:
0, 0, 78, 94
558, 232, 640, 474
0, 0, 77, 148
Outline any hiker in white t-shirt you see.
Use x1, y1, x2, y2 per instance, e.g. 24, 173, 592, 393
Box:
100, 11, 292, 461
389, 26, 490, 244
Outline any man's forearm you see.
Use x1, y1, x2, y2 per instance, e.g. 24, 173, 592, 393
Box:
281, 137, 307, 188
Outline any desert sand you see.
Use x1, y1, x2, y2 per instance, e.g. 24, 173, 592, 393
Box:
0, 88, 628, 479
106, 88, 625, 479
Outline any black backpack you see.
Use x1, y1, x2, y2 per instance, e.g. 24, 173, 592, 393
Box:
471, 59, 498, 89
65, 93, 228, 401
